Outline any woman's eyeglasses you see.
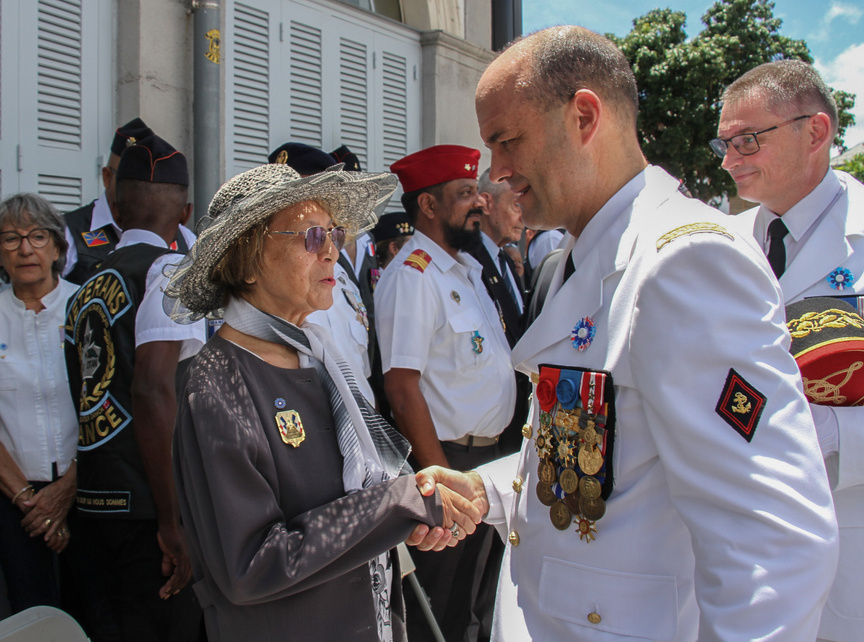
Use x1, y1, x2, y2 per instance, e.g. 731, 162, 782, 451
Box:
0, 229, 52, 251
269, 225, 347, 253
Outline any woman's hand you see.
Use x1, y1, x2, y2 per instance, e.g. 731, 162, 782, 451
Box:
406, 466, 488, 552
21, 470, 77, 539
44, 518, 70, 554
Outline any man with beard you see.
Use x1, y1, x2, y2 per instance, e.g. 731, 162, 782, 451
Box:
375, 145, 516, 641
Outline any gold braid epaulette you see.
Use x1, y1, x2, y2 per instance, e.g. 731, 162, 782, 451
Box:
656, 222, 733, 251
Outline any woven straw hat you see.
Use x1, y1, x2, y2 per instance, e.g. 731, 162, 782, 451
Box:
163, 163, 397, 322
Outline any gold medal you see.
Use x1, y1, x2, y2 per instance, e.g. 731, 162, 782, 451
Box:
579, 475, 602, 501
536, 481, 556, 506
550, 500, 572, 531
579, 495, 606, 521
559, 468, 579, 494
577, 444, 604, 476
534, 429, 552, 459
275, 410, 306, 447
563, 489, 581, 514
556, 436, 578, 468
576, 516, 597, 542
581, 425, 598, 446
537, 459, 556, 485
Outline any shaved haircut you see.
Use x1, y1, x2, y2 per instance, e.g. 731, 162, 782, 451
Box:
721, 60, 838, 135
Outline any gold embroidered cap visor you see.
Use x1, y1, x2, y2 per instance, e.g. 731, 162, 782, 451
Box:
786, 296, 864, 406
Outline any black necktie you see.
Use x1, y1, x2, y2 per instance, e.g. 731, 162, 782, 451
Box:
766, 218, 789, 279
498, 249, 520, 305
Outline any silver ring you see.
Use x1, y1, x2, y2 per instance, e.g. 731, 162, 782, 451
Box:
45, 518, 52, 526
449, 523, 460, 538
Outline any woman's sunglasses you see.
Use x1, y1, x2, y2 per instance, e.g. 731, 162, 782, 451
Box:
269, 225, 347, 253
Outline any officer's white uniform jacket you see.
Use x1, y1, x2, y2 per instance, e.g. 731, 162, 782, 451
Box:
375, 230, 516, 441
479, 166, 839, 641
738, 168, 864, 641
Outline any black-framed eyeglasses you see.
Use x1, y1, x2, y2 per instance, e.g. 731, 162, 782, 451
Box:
0, 228, 52, 251
709, 114, 812, 159
269, 225, 347, 253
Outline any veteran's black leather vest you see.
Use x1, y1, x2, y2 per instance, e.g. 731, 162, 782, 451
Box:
65, 243, 171, 519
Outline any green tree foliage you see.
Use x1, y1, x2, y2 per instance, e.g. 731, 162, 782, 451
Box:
837, 153, 864, 183
610, 0, 856, 203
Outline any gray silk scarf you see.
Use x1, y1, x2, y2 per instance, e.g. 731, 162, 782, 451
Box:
222, 296, 411, 492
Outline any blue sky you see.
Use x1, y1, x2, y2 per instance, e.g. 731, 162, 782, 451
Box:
522, 0, 864, 149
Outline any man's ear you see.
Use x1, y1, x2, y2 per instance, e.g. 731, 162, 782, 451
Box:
568, 89, 603, 147
101, 166, 114, 191
479, 192, 493, 214
180, 203, 193, 226
808, 112, 833, 153
417, 191, 437, 220
109, 199, 122, 229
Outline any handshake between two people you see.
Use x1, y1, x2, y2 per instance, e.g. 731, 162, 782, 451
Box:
406, 466, 491, 552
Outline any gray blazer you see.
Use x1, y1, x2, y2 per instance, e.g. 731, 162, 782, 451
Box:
173, 336, 441, 641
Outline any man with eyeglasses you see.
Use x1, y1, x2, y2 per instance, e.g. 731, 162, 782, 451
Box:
714, 59, 864, 642
375, 145, 516, 641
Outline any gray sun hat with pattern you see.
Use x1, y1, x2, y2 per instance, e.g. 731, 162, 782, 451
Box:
163, 163, 397, 323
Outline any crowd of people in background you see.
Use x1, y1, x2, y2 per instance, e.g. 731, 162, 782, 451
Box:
0, 23, 860, 642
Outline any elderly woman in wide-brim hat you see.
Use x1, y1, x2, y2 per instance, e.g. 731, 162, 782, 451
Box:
164, 164, 478, 642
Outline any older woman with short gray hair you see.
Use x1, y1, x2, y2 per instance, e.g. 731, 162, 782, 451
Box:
0, 193, 79, 613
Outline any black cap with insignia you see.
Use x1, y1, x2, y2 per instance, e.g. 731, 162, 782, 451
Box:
331, 145, 362, 172
110, 117, 154, 157
372, 211, 414, 242
267, 142, 336, 175
116, 134, 189, 186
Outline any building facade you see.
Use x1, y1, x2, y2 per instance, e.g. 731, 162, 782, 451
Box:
0, 0, 519, 217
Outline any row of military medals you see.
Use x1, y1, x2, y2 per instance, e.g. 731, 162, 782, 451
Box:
533, 374, 608, 542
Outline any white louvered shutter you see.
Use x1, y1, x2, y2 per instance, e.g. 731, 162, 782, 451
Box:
225, 0, 420, 194
379, 50, 409, 169
288, 19, 324, 147
228, 2, 272, 177
9, 0, 107, 210
338, 36, 369, 170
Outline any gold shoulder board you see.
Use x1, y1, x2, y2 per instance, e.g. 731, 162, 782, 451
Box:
656, 222, 733, 251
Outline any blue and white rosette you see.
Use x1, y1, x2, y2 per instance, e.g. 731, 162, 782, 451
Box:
571, 317, 596, 351
827, 267, 855, 291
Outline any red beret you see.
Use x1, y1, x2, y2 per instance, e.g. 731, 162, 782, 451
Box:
390, 145, 481, 193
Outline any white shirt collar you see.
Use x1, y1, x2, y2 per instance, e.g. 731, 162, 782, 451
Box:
7, 277, 65, 311
756, 168, 840, 243
116, 228, 169, 250
481, 231, 500, 259
569, 166, 648, 270
90, 192, 120, 233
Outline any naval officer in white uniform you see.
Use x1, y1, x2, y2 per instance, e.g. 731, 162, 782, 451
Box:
413, 26, 838, 641
715, 60, 864, 642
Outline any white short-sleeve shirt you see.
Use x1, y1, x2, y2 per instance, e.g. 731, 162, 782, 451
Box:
115, 229, 205, 360
374, 230, 516, 441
